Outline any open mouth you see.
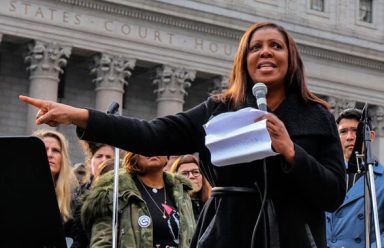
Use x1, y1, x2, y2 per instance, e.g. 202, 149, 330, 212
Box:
257, 62, 277, 69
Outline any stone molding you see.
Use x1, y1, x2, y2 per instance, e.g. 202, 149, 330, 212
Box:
58, 0, 384, 72
153, 64, 196, 103
59, 0, 241, 40
299, 44, 384, 71
91, 53, 136, 91
25, 41, 71, 77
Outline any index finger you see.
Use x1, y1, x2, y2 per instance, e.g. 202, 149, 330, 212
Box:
19, 95, 46, 109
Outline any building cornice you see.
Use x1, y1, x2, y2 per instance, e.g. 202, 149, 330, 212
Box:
58, 0, 243, 40
57, 0, 384, 72
299, 44, 384, 71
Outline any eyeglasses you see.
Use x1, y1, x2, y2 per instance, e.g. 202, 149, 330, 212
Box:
179, 169, 201, 177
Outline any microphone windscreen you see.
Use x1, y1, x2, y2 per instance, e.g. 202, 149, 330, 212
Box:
252, 82, 268, 97
252, 83, 268, 111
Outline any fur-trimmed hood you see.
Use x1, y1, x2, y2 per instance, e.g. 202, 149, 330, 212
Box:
81, 169, 193, 231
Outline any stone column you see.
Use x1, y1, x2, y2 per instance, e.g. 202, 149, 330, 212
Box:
209, 75, 228, 94
153, 65, 196, 116
326, 96, 356, 119
24, 41, 71, 134
371, 106, 384, 162
91, 54, 136, 113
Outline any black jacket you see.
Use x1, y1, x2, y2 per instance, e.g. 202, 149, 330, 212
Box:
77, 91, 345, 248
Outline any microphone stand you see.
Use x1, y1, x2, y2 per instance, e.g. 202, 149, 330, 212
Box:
106, 102, 120, 248
354, 104, 381, 248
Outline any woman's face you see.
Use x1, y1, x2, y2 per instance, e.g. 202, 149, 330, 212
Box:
137, 155, 168, 172
246, 27, 289, 91
178, 163, 202, 193
42, 137, 62, 179
91, 145, 114, 176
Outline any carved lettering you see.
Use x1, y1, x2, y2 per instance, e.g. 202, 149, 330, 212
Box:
62, 11, 69, 23
22, 2, 31, 15
195, 38, 203, 50
209, 42, 218, 53
154, 31, 161, 42
224, 44, 232, 56
104, 21, 113, 32
48, 8, 57, 20
74, 14, 81, 25
9, 1, 16, 12
5, 0, 234, 58
121, 24, 131, 35
167, 33, 174, 44
35, 7, 44, 18
138, 26, 147, 39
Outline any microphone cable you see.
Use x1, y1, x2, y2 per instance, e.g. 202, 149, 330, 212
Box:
250, 159, 268, 248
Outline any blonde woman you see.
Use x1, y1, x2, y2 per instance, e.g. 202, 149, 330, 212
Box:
34, 129, 86, 247
22, 22, 346, 247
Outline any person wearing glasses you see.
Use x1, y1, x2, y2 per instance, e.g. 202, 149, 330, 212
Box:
170, 154, 212, 220
20, 22, 346, 247
81, 152, 196, 247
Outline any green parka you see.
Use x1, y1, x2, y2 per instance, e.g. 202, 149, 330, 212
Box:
81, 169, 196, 248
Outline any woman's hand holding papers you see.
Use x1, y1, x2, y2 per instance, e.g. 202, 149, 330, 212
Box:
258, 113, 295, 166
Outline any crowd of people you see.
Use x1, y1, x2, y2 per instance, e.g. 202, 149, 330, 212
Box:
18, 21, 383, 248
34, 129, 209, 247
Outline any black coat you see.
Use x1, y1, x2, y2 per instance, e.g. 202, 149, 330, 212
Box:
77, 91, 346, 248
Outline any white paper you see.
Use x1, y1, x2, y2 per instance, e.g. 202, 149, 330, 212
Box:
204, 107, 278, 167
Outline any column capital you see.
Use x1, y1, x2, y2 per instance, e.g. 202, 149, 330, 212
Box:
91, 53, 136, 92
326, 96, 356, 118
153, 64, 196, 103
370, 105, 384, 137
25, 40, 71, 77
210, 75, 229, 94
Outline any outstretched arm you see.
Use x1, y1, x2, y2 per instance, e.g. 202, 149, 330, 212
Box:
19, 95, 89, 129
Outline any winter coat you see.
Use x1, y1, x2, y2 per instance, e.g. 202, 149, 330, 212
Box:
77, 90, 346, 248
64, 189, 89, 248
326, 163, 384, 247
81, 169, 195, 248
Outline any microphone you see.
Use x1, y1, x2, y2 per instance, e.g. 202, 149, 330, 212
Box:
252, 83, 268, 111
107, 102, 120, 115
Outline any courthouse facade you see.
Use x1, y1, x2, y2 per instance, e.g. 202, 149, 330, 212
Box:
0, 0, 383, 163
